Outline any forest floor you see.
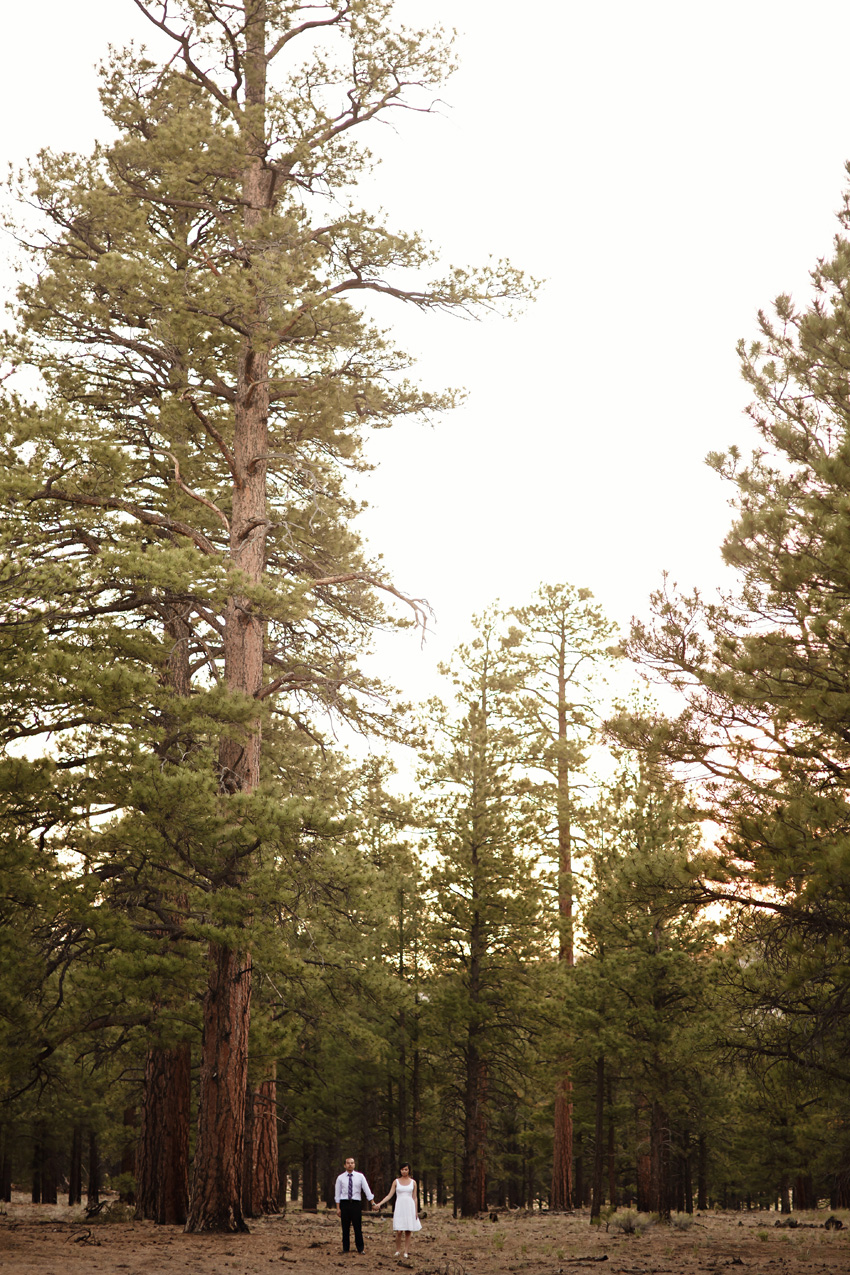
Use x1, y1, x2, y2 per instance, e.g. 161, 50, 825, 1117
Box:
2, 1194, 850, 1275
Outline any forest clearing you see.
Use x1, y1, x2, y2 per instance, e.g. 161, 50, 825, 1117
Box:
3, 1197, 850, 1275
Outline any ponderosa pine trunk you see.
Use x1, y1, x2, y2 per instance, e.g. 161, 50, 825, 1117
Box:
650, 1101, 670, 1219
242, 1084, 255, 1218
186, 0, 270, 1232
387, 1076, 396, 1168
253, 1075, 279, 1213
301, 1143, 318, 1211
398, 894, 408, 1156
461, 802, 487, 1218
412, 1040, 421, 1208
683, 1128, 693, 1213
87, 1131, 100, 1206
590, 1055, 605, 1220
697, 1132, 708, 1210
551, 636, 574, 1210
68, 1126, 82, 1206
31, 1137, 41, 1204
135, 1045, 191, 1225
636, 1100, 650, 1213
186, 943, 252, 1230
461, 1046, 488, 1216
606, 1077, 617, 1209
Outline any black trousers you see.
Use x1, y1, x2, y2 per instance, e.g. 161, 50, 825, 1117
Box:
339, 1199, 364, 1252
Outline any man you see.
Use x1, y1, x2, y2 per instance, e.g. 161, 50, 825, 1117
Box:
334, 1156, 376, 1254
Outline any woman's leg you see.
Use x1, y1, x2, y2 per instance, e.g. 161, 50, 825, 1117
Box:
403, 1229, 411, 1256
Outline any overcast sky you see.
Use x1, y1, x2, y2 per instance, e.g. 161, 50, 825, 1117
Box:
4, 1, 850, 709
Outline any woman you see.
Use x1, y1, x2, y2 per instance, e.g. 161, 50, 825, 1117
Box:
376, 1162, 421, 1258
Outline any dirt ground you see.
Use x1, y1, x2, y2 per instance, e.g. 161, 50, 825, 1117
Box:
2, 1194, 849, 1275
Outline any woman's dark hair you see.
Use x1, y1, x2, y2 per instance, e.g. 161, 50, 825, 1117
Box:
399, 1163, 410, 1174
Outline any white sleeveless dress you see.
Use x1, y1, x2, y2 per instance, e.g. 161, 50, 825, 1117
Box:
393, 1180, 421, 1232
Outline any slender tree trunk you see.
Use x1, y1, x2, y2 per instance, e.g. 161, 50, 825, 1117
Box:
412, 1035, 421, 1207
794, 1173, 813, 1210
398, 897, 408, 1157
552, 1079, 574, 1212
649, 1101, 669, 1219
409, 915, 423, 1209
697, 1132, 708, 1211
41, 1140, 57, 1204
606, 1079, 617, 1209
31, 1136, 42, 1203
87, 1131, 100, 1206
461, 1045, 487, 1215
452, 1139, 458, 1218
683, 1129, 693, 1214
387, 1075, 396, 1168
252, 1073, 280, 1214
636, 1100, 650, 1213
551, 641, 574, 1210
242, 1083, 255, 1218
461, 812, 488, 1218
136, 1044, 191, 1225
780, 1176, 791, 1214
590, 1056, 605, 1220
301, 1143, 318, 1211
69, 1127, 82, 1206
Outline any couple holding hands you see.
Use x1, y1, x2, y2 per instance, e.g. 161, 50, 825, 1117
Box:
334, 1157, 421, 1258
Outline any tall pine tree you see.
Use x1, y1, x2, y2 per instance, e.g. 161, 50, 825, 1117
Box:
0, 1, 527, 1230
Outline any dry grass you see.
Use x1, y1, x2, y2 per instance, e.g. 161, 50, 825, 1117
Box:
1, 1193, 849, 1275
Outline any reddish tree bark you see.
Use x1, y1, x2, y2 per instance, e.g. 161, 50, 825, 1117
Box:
551, 1080, 574, 1211
136, 1045, 191, 1225
252, 1074, 280, 1214
461, 1050, 487, 1216
185, 944, 252, 1231
242, 1084, 255, 1218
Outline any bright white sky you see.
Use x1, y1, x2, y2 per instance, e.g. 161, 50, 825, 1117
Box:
3, 0, 850, 711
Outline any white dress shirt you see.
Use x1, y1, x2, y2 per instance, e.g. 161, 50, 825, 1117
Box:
334, 1169, 374, 1204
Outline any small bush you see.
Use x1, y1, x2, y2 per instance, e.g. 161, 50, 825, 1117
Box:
607, 1210, 655, 1236
99, 1201, 135, 1225
670, 1213, 694, 1231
